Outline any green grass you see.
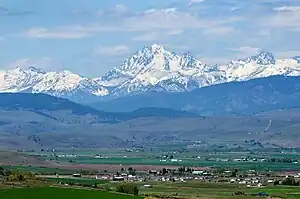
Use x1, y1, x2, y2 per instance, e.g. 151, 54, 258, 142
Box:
0, 187, 142, 199
44, 177, 108, 186
137, 181, 300, 199
2, 165, 76, 175
54, 155, 300, 171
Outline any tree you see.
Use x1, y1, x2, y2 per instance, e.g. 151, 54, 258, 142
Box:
282, 176, 299, 186
128, 167, 136, 175
274, 180, 280, 186
186, 167, 192, 173
116, 183, 139, 195
0, 166, 4, 176
231, 169, 238, 177
162, 168, 167, 175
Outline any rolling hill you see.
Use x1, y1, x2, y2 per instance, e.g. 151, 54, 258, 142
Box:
0, 93, 198, 149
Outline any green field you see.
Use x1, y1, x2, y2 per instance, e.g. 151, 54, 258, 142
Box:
44, 177, 107, 186
0, 187, 142, 199
137, 181, 300, 199
53, 155, 300, 171
27, 149, 298, 172
2, 165, 76, 175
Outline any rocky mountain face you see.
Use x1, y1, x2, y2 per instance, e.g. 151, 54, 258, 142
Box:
91, 75, 300, 115
1, 44, 300, 102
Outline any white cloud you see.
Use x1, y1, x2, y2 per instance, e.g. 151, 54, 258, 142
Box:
275, 50, 300, 58
202, 27, 235, 36
94, 45, 130, 56
188, 0, 205, 6
23, 27, 91, 39
237, 46, 260, 54
98, 4, 128, 16
229, 46, 260, 57
266, 6, 300, 29
114, 4, 128, 13
273, 6, 300, 12
124, 8, 240, 31
133, 29, 183, 41
6, 57, 60, 71
166, 29, 184, 36
21, 7, 241, 39
133, 32, 161, 41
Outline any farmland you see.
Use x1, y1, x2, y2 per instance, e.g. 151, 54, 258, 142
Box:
1, 181, 300, 199
1, 149, 300, 199
137, 181, 300, 199
34, 149, 300, 172
44, 177, 108, 186
0, 187, 142, 199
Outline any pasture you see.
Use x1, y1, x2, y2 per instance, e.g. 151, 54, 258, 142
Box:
42, 150, 300, 172
137, 181, 300, 199
0, 187, 142, 199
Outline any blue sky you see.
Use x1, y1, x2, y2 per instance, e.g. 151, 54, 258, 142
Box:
1, 0, 300, 77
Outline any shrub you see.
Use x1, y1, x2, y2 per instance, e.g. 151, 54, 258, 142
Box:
115, 183, 139, 195
7, 171, 36, 182
282, 176, 299, 186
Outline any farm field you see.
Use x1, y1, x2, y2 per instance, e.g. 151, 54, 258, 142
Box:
0, 187, 142, 199
2, 165, 77, 175
1, 183, 300, 199
58, 156, 300, 171
41, 150, 300, 172
43, 177, 108, 186
136, 181, 300, 199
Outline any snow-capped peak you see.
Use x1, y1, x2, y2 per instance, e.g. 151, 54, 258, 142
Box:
0, 67, 109, 100
1, 44, 300, 102
293, 56, 300, 63
150, 44, 165, 53
250, 51, 276, 65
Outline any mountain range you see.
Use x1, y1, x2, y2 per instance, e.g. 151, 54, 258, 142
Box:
1, 44, 300, 102
91, 75, 300, 115
0, 93, 300, 149
0, 93, 197, 149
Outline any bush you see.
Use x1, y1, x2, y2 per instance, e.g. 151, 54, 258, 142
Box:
115, 183, 139, 195
282, 176, 299, 186
7, 171, 36, 182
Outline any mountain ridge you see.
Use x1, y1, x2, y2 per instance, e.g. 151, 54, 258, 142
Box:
1, 44, 300, 102
90, 75, 300, 116
0, 93, 197, 121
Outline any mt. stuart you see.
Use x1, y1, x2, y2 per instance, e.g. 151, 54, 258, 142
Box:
1, 44, 300, 102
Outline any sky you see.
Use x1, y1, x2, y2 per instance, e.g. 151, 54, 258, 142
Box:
1, 0, 300, 77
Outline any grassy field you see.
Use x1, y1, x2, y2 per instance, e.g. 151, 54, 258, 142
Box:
2, 165, 77, 175
52, 153, 300, 171
0, 187, 142, 199
44, 177, 108, 186
136, 181, 300, 199
1, 184, 300, 199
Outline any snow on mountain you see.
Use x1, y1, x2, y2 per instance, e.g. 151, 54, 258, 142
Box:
97, 44, 226, 96
98, 44, 300, 97
0, 67, 109, 101
1, 44, 300, 102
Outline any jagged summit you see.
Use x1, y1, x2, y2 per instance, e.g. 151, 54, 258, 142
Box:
293, 56, 300, 63
1, 44, 300, 102
0, 67, 109, 101
250, 51, 276, 65
148, 44, 165, 53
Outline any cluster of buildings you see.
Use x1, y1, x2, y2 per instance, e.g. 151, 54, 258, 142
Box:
91, 167, 300, 189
